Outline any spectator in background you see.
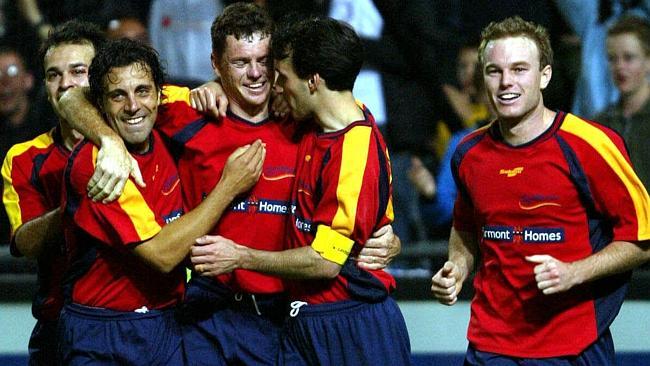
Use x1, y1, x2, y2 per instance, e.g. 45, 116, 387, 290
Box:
16, 0, 150, 33
596, 15, 650, 189
0, 45, 55, 162
105, 16, 150, 44
368, 0, 456, 244
409, 60, 493, 240
433, 42, 489, 161
149, 0, 224, 86
556, 0, 650, 119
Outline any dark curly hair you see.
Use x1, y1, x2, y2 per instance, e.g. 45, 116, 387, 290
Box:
272, 17, 363, 91
39, 20, 106, 64
89, 38, 165, 104
211, 2, 274, 60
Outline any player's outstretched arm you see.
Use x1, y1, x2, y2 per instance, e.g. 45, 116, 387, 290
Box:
133, 141, 265, 273
357, 224, 401, 270
190, 81, 228, 118
526, 240, 650, 295
12, 208, 62, 258
431, 227, 477, 305
191, 234, 342, 279
57, 87, 144, 202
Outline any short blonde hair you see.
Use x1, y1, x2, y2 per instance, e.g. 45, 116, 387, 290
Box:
478, 16, 553, 70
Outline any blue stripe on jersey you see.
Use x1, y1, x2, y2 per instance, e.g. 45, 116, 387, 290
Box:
452, 132, 486, 202
375, 135, 390, 227
30, 152, 50, 197
555, 134, 630, 339
171, 118, 208, 145
339, 259, 388, 302
63, 141, 88, 218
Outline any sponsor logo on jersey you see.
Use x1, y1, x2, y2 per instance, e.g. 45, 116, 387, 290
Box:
262, 166, 295, 181
499, 166, 524, 177
482, 225, 565, 243
230, 195, 291, 215
161, 175, 180, 195
518, 194, 561, 210
294, 215, 313, 233
163, 209, 183, 224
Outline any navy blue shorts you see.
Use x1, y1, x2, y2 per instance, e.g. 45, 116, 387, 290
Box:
179, 275, 287, 366
464, 328, 615, 365
281, 296, 411, 366
28, 319, 58, 366
58, 303, 184, 366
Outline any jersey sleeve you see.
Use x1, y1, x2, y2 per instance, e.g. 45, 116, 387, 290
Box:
311, 126, 392, 265
2, 134, 56, 255
156, 84, 206, 142
64, 144, 162, 248
451, 142, 478, 233
561, 115, 650, 241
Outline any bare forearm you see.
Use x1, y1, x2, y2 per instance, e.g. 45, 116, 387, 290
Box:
14, 208, 62, 258
239, 245, 341, 279
58, 87, 120, 146
136, 180, 238, 272
448, 227, 478, 282
570, 240, 650, 286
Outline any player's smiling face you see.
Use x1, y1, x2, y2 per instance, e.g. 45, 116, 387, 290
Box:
214, 32, 271, 120
483, 36, 551, 123
101, 62, 159, 153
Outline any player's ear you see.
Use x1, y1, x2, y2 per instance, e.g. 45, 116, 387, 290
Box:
211, 52, 221, 74
540, 64, 552, 90
308, 74, 320, 93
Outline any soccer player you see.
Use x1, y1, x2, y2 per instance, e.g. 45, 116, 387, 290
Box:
58, 38, 264, 365
1, 20, 106, 365
430, 16, 650, 364
56, 4, 400, 365
190, 17, 412, 366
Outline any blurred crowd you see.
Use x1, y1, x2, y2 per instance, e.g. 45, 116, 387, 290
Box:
2, 0, 649, 271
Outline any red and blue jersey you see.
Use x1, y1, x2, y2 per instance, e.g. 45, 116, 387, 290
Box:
156, 86, 299, 294
287, 105, 396, 304
2, 127, 68, 320
62, 131, 185, 311
452, 111, 650, 357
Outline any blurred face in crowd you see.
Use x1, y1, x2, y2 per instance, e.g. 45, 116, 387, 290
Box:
107, 18, 150, 44
213, 32, 271, 120
0, 51, 33, 122
274, 56, 312, 121
607, 32, 650, 97
44, 43, 95, 117
100, 62, 159, 153
482, 36, 551, 124
458, 47, 479, 91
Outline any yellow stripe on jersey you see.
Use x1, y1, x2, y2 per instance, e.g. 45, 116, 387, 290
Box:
1, 131, 55, 232
90, 145, 162, 240
561, 114, 650, 239
331, 125, 372, 236
161, 85, 191, 105
311, 224, 354, 265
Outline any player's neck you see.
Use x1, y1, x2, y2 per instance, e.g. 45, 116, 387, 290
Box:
59, 119, 84, 151
314, 90, 364, 133
229, 100, 269, 123
498, 103, 555, 146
